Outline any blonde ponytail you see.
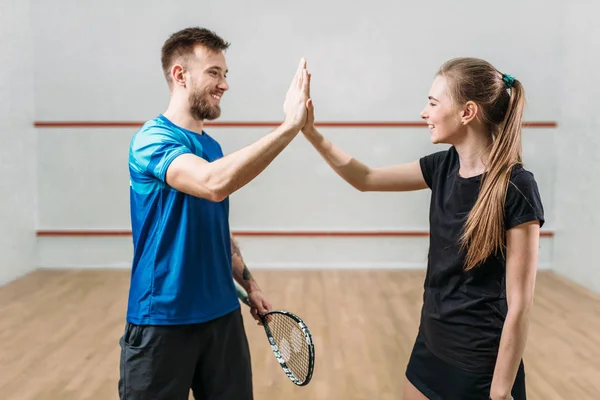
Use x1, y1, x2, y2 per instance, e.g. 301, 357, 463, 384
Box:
437, 59, 526, 270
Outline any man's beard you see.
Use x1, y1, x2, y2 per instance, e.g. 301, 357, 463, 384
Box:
189, 86, 221, 121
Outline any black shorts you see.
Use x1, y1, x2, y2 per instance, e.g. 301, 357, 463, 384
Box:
118, 307, 252, 400
406, 333, 526, 400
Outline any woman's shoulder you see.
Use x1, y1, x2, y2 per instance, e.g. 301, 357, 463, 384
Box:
508, 164, 540, 192
505, 163, 545, 229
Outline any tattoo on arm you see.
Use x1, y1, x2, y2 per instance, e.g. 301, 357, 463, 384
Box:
231, 236, 254, 282
242, 265, 252, 281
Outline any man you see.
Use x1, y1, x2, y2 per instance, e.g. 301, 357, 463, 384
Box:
119, 26, 310, 399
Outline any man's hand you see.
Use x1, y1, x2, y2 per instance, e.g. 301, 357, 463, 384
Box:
247, 290, 273, 325
283, 58, 311, 130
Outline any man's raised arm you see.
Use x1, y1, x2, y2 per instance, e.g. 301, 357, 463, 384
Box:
166, 59, 310, 202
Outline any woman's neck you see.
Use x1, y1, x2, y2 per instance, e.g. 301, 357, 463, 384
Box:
454, 129, 493, 178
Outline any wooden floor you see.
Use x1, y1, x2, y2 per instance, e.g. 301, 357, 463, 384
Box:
0, 269, 599, 399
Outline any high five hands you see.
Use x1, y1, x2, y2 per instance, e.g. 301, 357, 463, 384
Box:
283, 58, 310, 131
282, 58, 316, 134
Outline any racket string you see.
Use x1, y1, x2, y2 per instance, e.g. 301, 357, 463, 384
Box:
266, 314, 311, 379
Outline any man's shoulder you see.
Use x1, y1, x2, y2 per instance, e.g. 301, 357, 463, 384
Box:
130, 116, 185, 149
136, 115, 178, 136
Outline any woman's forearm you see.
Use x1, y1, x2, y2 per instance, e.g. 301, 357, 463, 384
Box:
302, 127, 372, 191
490, 309, 530, 399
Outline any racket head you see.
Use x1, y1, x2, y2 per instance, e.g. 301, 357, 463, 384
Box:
260, 310, 315, 386
233, 281, 315, 386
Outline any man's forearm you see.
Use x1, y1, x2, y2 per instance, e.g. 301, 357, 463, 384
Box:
209, 123, 300, 199
490, 310, 530, 399
231, 235, 260, 293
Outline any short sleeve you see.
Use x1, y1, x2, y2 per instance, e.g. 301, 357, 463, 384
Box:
505, 170, 545, 230
419, 150, 448, 188
130, 126, 192, 182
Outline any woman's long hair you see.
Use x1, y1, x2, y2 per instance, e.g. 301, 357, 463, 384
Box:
437, 58, 525, 270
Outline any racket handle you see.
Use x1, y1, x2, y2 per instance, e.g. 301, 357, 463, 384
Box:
234, 281, 251, 307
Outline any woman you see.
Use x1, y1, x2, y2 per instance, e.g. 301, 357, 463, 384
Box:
301, 57, 544, 400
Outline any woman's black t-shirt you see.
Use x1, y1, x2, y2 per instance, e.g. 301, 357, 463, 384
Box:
418, 146, 545, 374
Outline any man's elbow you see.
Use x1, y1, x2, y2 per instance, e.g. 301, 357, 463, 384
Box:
198, 177, 230, 202
165, 154, 235, 202
208, 185, 228, 202
167, 170, 230, 202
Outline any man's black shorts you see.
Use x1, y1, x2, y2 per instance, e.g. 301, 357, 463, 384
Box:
118, 307, 253, 400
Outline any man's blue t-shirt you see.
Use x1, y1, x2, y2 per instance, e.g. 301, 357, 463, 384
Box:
126, 114, 239, 325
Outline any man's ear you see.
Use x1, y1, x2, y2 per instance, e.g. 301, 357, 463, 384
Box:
171, 64, 186, 88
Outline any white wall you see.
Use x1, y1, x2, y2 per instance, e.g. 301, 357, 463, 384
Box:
32, 1, 559, 271
552, 2, 600, 293
0, 0, 37, 285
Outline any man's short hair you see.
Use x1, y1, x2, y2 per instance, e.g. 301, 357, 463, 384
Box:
161, 27, 230, 85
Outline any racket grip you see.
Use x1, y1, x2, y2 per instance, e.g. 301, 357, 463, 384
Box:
234, 281, 251, 307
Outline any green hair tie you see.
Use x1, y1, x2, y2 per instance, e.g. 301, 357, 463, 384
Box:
502, 73, 515, 88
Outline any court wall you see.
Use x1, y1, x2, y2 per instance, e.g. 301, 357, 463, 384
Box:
0, 0, 37, 286
7, 0, 595, 291
552, 2, 600, 293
